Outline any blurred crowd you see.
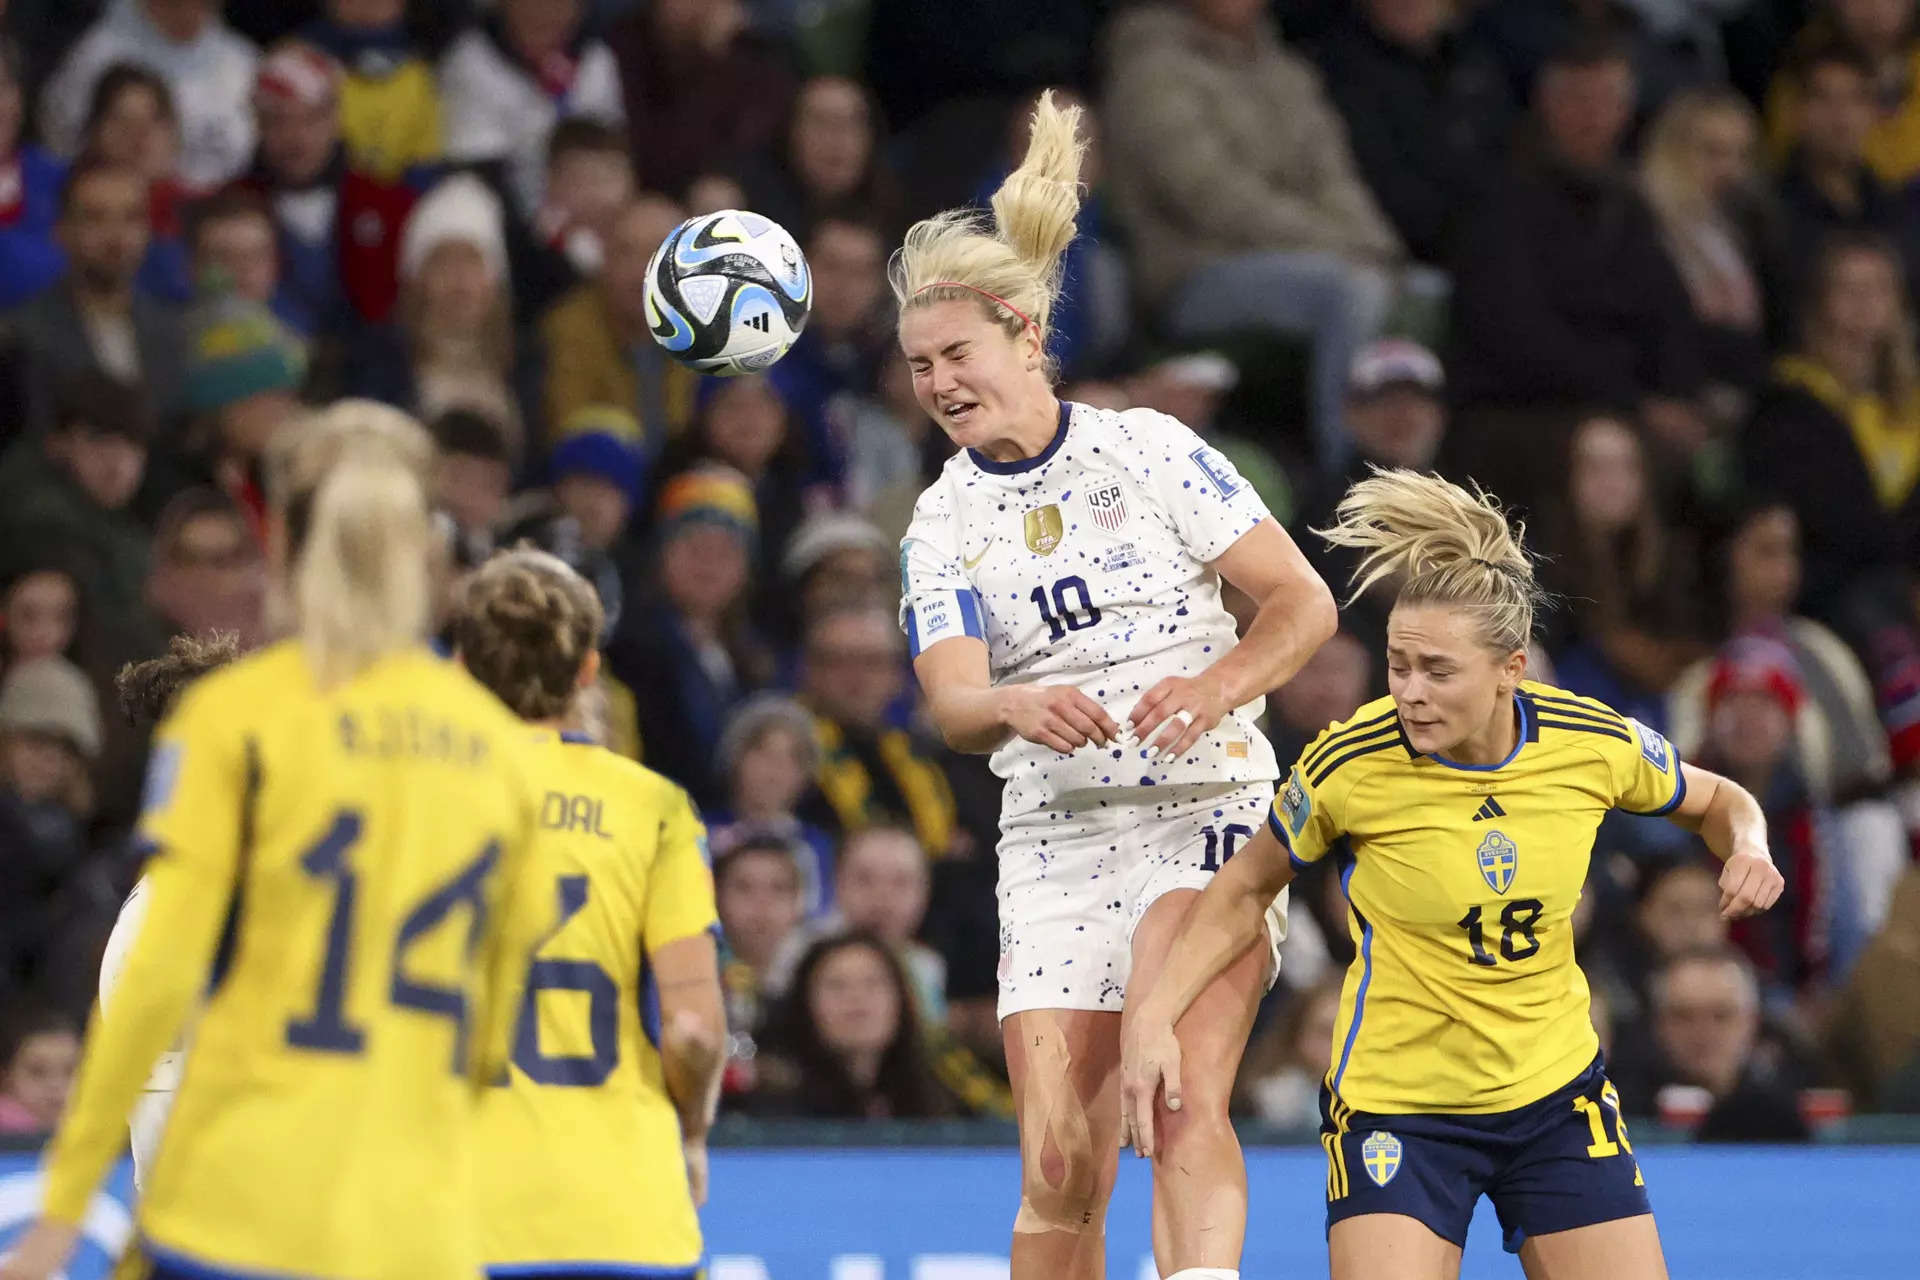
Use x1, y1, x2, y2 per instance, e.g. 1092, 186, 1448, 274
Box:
3, 0, 1920, 1141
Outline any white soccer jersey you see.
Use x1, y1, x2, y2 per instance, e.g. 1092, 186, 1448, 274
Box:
99, 878, 187, 1186
899, 401, 1281, 814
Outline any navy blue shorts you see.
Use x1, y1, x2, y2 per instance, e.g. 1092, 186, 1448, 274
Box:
1321, 1054, 1651, 1252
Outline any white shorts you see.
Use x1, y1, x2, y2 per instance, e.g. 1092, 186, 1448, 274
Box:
995, 781, 1288, 1019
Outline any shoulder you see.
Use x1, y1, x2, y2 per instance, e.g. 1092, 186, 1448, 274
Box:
1292, 695, 1407, 790
169, 642, 301, 724
210, 24, 260, 68
590, 746, 698, 816
1108, 405, 1200, 452
1520, 682, 1655, 765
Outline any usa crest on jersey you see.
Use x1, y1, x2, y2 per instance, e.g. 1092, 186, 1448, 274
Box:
1361, 1131, 1402, 1186
1085, 482, 1128, 533
1476, 830, 1518, 895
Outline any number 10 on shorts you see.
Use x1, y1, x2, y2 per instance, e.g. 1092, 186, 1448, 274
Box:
1201, 823, 1254, 871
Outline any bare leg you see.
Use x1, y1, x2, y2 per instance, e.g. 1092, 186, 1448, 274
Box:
1005, 1007, 1123, 1280
1518, 1216, 1669, 1280
1328, 1214, 1463, 1280
1129, 888, 1269, 1275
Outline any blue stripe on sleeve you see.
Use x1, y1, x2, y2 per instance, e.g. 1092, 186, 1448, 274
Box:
906, 605, 923, 657
1650, 759, 1688, 816
957, 588, 984, 639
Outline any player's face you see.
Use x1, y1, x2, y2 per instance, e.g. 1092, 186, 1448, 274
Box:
1385, 603, 1524, 759
900, 298, 1043, 449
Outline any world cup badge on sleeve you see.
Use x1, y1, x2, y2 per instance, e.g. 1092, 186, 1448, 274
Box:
1361, 1131, 1403, 1186
1476, 829, 1518, 895
1281, 770, 1312, 838
1024, 504, 1064, 555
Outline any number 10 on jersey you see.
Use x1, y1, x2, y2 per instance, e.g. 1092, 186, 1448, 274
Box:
1031, 575, 1100, 643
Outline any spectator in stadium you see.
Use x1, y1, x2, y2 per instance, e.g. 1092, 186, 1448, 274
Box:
297, 0, 442, 182
245, 40, 412, 332
1298, 339, 1450, 667
1640, 87, 1781, 402
0, 373, 152, 624
708, 693, 837, 915
713, 833, 810, 1055
0, 656, 102, 822
1307, 0, 1514, 266
0, 561, 83, 673
440, 0, 624, 220
611, 464, 769, 811
767, 215, 890, 486
841, 349, 952, 539
185, 188, 300, 335
744, 75, 904, 243
1742, 231, 1920, 624
609, 0, 796, 199
428, 407, 513, 572
1766, 0, 1920, 189
654, 376, 819, 612
779, 512, 896, 649
135, 487, 266, 651
1668, 499, 1893, 806
1449, 29, 1708, 511
525, 405, 648, 557
1771, 38, 1920, 320
797, 603, 958, 859
772, 825, 946, 1022
0, 1007, 79, 1133
350, 173, 525, 457
1267, 627, 1373, 767
1234, 976, 1342, 1127
1625, 945, 1811, 1141
1537, 411, 1709, 723
5, 159, 186, 430
39, 0, 260, 190
1104, 0, 1403, 472
144, 292, 304, 528
78, 62, 189, 303
750, 930, 959, 1119
1827, 864, 1920, 1110
513, 120, 636, 324
0, 37, 74, 310
540, 193, 696, 449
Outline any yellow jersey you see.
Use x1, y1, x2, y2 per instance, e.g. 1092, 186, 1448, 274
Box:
1272, 682, 1685, 1116
39, 642, 548, 1280
476, 732, 719, 1276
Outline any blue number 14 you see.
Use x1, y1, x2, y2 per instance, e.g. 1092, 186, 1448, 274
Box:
1031, 575, 1101, 643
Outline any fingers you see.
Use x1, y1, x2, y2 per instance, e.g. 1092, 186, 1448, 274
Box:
1068, 689, 1123, 743
1719, 856, 1786, 919
1130, 679, 1177, 741
1034, 724, 1081, 755
1125, 1073, 1157, 1159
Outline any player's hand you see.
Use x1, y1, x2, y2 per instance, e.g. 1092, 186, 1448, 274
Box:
0, 1219, 77, 1280
1719, 848, 1784, 920
1119, 1015, 1182, 1160
682, 1136, 710, 1207
1129, 672, 1230, 765
1000, 684, 1121, 754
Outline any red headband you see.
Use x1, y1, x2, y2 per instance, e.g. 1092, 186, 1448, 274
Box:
914, 281, 1039, 333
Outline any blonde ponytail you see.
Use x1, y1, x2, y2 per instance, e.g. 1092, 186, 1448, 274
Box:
1316, 468, 1544, 653
268, 400, 435, 688
890, 90, 1086, 359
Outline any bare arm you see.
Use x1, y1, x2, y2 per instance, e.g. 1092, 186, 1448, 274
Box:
652, 930, 726, 1141
1666, 762, 1784, 919
913, 636, 1120, 756
1133, 518, 1339, 758
1120, 823, 1296, 1156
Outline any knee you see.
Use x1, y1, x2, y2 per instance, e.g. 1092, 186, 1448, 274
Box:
1017, 1124, 1110, 1234
1154, 1083, 1238, 1157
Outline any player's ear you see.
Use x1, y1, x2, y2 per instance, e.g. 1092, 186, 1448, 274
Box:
1500, 647, 1528, 693
576, 648, 602, 691
1021, 323, 1043, 372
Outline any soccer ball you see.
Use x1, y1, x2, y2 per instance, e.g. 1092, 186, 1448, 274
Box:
644, 209, 812, 375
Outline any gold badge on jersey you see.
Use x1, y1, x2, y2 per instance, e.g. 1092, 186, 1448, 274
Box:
1477, 830, 1518, 895
1024, 503, 1064, 555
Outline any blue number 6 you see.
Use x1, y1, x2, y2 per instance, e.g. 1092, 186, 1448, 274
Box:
512, 874, 620, 1087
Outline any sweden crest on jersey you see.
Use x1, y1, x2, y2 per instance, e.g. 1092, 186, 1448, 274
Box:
1024, 504, 1063, 555
1477, 829, 1518, 895
1362, 1131, 1402, 1186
